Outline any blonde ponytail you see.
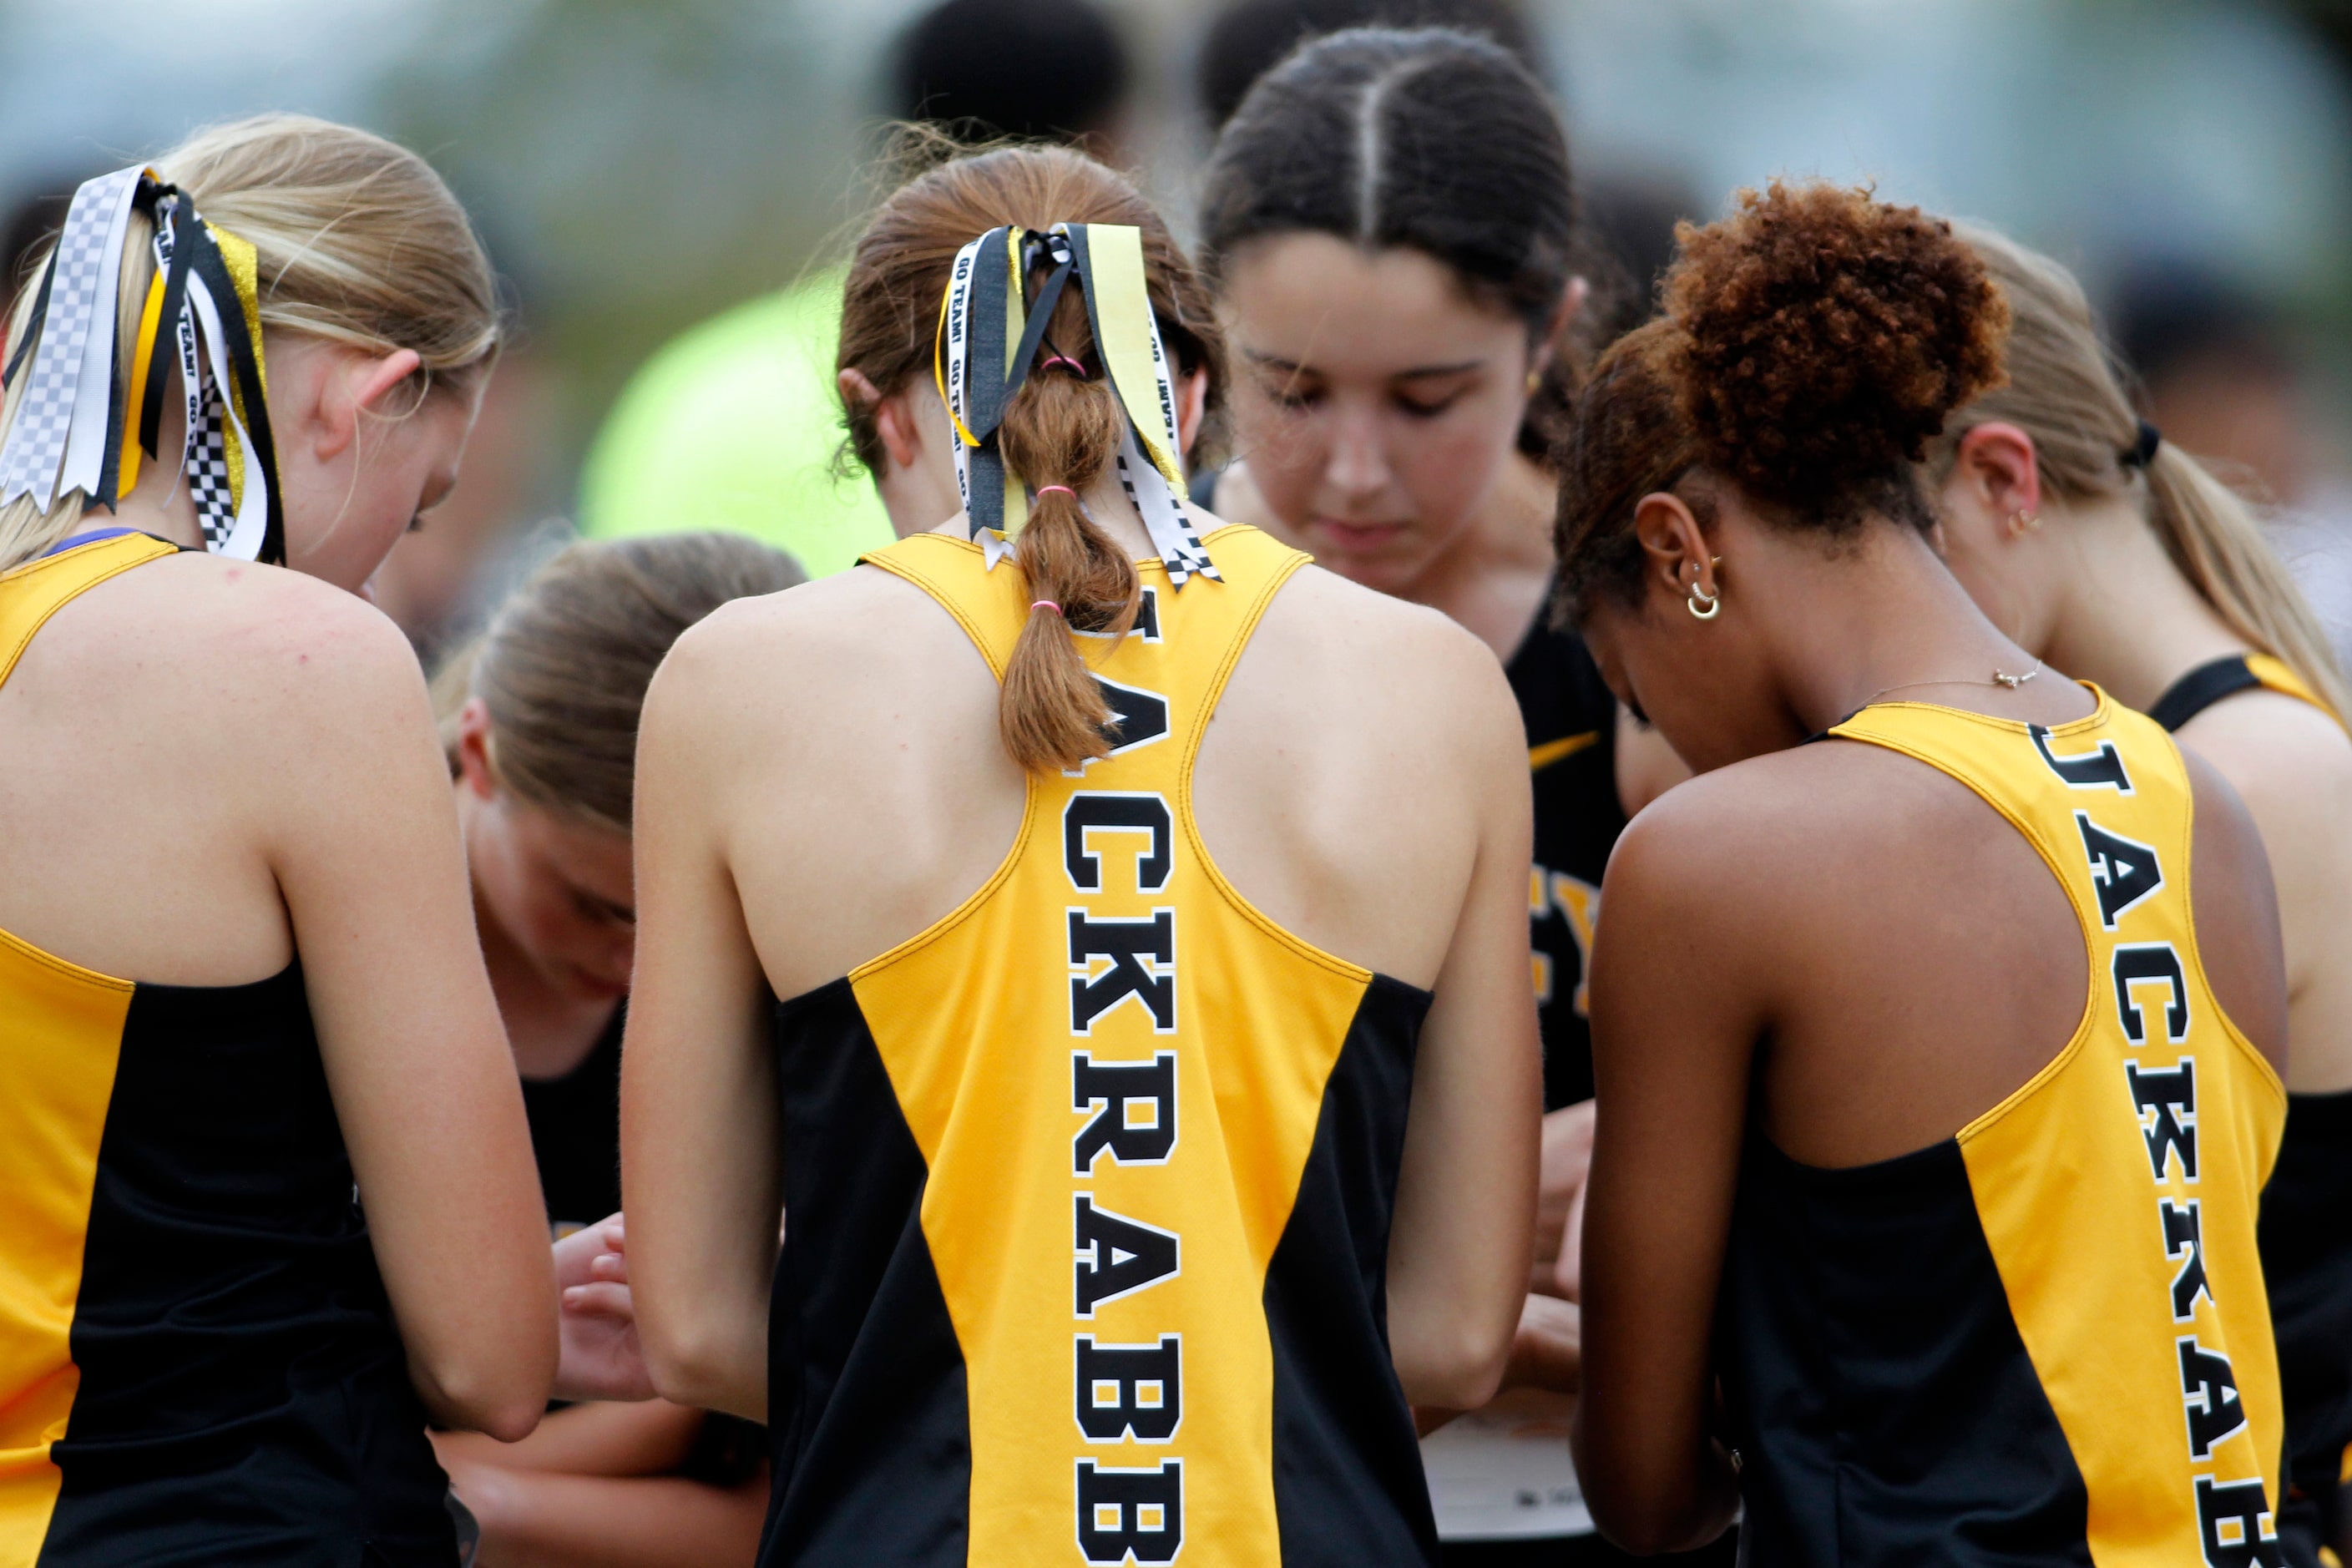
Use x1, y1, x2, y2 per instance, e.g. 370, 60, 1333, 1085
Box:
1935, 224, 2351, 720
0, 114, 497, 573
2140, 442, 2352, 719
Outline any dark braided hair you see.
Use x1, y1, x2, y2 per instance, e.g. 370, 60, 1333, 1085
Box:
1200, 27, 1585, 458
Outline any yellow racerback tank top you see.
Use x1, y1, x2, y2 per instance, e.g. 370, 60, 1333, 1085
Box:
1720, 689, 2288, 1566
756, 524, 1443, 1567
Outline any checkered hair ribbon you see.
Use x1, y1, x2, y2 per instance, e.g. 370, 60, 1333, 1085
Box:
0, 167, 281, 564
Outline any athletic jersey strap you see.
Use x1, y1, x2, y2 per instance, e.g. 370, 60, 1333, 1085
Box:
2150, 650, 2341, 733
1, 530, 177, 690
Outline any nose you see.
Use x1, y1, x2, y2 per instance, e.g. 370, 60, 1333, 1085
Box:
1323, 408, 1392, 502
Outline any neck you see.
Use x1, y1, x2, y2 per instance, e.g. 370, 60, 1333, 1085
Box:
2032, 496, 2246, 711
1398, 453, 1556, 660
923, 468, 1160, 558
1773, 524, 2080, 735
88, 394, 206, 552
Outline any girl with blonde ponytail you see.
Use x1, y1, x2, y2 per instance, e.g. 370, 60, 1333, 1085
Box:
622, 142, 1541, 1564
1927, 223, 2352, 1555
0, 114, 564, 1565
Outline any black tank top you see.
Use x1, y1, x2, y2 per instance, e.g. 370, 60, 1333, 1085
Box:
0, 532, 453, 1566
519, 1004, 625, 1236
1506, 594, 1626, 1110
2151, 652, 2352, 1510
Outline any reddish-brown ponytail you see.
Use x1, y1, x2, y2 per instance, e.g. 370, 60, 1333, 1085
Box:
837, 140, 1227, 772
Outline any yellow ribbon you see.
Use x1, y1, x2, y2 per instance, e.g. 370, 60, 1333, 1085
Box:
115, 269, 165, 495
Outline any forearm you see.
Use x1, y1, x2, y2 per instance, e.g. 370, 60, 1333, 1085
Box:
435, 1399, 707, 1477
448, 1462, 768, 1568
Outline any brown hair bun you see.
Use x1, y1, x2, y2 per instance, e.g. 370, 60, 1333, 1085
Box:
1664, 180, 2010, 534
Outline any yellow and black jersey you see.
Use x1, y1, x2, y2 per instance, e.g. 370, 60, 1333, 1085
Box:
1506, 593, 1623, 1112
1721, 690, 2289, 1567
2151, 652, 2352, 1526
761, 524, 1438, 1568
0, 532, 453, 1567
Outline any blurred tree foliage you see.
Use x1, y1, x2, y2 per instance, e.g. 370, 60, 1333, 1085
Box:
374, 0, 883, 479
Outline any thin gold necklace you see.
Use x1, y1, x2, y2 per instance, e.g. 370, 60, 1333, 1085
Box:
1864, 660, 2043, 708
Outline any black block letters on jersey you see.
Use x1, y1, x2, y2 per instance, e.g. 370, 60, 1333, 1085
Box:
2032, 723, 2136, 792
1077, 1460, 1183, 1565
1064, 783, 1186, 1554
2163, 1199, 2213, 1322
2114, 943, 2192, 1044
1075, 1336, 1181, 1442
2179, 1337, 2247, 1460
1092, 677, 1170, 757
1069, 912, 1176, 1034
1074, 1053, 1176, 1171
1065, 795, 1173, 893
2127, 1059, 2199, 1183
2195, 1475, 2287, 1567
1075, 1196, 1179, 1317
2076, 812, 2165, 928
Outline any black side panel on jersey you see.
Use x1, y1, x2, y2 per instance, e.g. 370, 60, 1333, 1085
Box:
1507, 603, 1626, 1112
1718, 1135, 2092, 1568
2261, 1090, 2352, 1501
41, 964, 456, 1567
2148, 655, 2262, 732
1265, 974, 1442, 1568
761, 980, 969, 1568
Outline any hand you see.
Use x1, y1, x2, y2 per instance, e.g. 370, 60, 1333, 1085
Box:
551, 1215, 655, 1403
1532, 1100, 1596, 1297
1500, 1291, 1581, 1396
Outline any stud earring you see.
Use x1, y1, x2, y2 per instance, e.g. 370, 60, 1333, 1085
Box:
2007, 508, 2041, 537
1525, 369, 1542, 395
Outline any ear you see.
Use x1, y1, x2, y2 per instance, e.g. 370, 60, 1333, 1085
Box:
315, 348, 425, 461
1633, 491, 1716, 601
1175, 367, 1209, 460
1947, 422, 2043, 539
454, 696, 499, 801
1528, 276, 1591, 381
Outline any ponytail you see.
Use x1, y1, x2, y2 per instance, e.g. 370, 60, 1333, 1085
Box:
1935, 224, 2351, 721
2141, 443, 2352, 719
994, 323, 1139, 772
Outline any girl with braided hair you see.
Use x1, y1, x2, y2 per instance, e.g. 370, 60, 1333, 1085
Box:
622, 142, 1540, 1566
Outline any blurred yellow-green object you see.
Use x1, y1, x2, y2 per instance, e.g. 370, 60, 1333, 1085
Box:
578, 265, 893, 578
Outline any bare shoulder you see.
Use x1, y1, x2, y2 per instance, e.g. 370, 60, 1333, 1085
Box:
1255, 564, 1522, 755
33, 553, 426, 736
651, 565, 972, 734
1606, 740, 1965, 923
2174, 690, 2352, 852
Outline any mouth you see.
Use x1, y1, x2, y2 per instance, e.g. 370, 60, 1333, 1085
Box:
1312, 518, 1409, 552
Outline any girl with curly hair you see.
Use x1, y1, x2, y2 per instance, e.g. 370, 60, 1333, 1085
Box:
1555, 183, 2293, 1565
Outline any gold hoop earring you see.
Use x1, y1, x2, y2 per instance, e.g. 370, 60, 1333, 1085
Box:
1687, 579, 1721, 620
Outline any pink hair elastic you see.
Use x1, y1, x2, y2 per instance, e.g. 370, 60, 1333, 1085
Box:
1035, 485, 1077, 500
1039, 354, 1088, 377
1031, 599, 1064, 615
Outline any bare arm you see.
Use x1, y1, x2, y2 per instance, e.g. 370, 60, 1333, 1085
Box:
442, 1456, 767, 1568
1571, 796, 1754, 1555
269, 603, 555, 1439
1385, 652, 1544, 1410
2176, 701, 2324, 1082
623, 621, 783, 1422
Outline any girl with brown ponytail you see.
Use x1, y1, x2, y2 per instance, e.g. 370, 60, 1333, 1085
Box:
1556, 184, 2290, 1565
620, 142, 1540, 1566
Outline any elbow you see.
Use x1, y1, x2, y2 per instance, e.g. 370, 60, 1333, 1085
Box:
642, 1315, 744, 1414
413, 1357, 549, 1444
1394, 1318, 1512, 1413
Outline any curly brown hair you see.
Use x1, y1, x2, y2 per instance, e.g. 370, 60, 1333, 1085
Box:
1555, 180, 2009, 615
